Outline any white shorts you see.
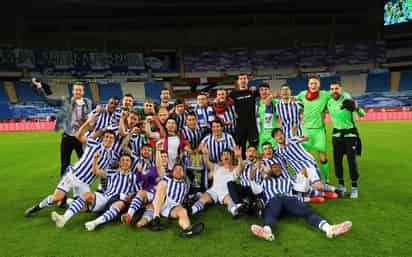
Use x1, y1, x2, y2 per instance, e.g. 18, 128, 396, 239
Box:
90, 192, 110, 212
302, 166, 321, 184
160, 198, 180, 218
56, 171, 91, 198
206, 188, 228, 205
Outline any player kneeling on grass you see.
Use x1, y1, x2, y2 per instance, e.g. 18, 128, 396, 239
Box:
249, 162, 352, 241
148, 161, 204, 238
51, 153, 138, 229
272, 128, 338, 202
189, 145, 245, 217
25, 130, 116, 217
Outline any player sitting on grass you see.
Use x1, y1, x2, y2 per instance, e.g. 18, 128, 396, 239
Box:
189, 145, 245, 218
24, 129, 116, 218
272, 128, 338, 202
83, 152, 139, 231
50, 153, 138, 229
249, 162, 352, 241
148, 161, 204, 238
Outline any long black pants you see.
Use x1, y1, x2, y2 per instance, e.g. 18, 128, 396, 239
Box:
332, 136, 360, 187
235, 124, 258, 159
227, 181, 256, 204
60, 133, 84, 176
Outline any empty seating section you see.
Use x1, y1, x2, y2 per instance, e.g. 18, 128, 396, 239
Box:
15, 81, 44, 102
399, 71, 412, 91
340, 74, 368, 95
286, 77, 308, 93
0, 82, 8, 102
366, 72, 390, 92
98, 81, 123, 102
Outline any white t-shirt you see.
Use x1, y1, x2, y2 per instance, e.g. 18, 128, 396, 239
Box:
209, 164, 239, 194
167, 136, 180, 170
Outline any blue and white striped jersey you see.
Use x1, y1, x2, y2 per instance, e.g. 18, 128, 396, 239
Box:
104, 169, 139, 198
261, 157, 290, 179
239, 159, 261, 187
181, 126, 203, 149
215, 105, 237, 135
200, 132, 236, 163
276, 100, 303, 138
274, 137, 319, 174
71, 139, 114, 185
163, 176, 189, 204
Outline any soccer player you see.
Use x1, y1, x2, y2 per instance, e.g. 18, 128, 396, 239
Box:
136, 98, 156, 121
120, 154, 160, 225
328, 81, 364, 198
214, 88, 237, 136
260, 142, 290, 179
170, 98, 187, 131
256, 83, 279, 153
117, 110, 147, 157
200, 119, 236, 189
50, 153, 138, 228
296, 75, 332, 182
191, 92, 215, 136
276, 84, 303, 139
190, 145, 244, 217
110, 93, 135, 126
272, 128, 338, 201
156, 88, 174, 112
150, 162, 205, 238
24, 127, 116, 217
248, 161, 352, 241
86, 96, 119, 137
229, 73, 259, 158
227, 145, 261, 215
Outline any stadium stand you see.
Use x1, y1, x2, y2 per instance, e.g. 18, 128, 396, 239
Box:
340, 74, 368, 95
366, 72, 390, 92
399, 71, 412, 91
98, 81, 123, 101
15, 81, 43, 102
0, 82, 9, 102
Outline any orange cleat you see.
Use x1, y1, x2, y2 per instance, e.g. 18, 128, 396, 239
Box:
323, 191, 338, 199
309, 196, 325, 203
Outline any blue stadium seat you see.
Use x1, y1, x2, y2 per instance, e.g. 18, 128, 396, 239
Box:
399, 71, 412, 91
98, 81, 123, 101
366, 72, 390, 92
320, 76, 341, 91
68, 82, 93, 100
0, 82, 9, 102
15, 81, 43, 102
287, 77, 308, 94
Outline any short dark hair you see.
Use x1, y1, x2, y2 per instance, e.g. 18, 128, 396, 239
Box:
129, 110, 139, 117
211, 119, 224, 128
109, 96, 120, 102
186, 112, 197, 118
144, 98, 154, 103
259, 83, 270, 89
238, 73, 249, 79
330, 81, 342, 87
73, 81, 84, 87
261, 141, 273, 149
124, 93, 134, 99
161, 88, 170, 93
175, 98, 185, 106
271, 128, 283, 138
142, 144, 152, 149
308, 75, 321, 82
103, 130, 116, 137
119, 152, 132, 160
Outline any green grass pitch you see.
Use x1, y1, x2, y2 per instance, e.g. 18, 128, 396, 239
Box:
0, 121, 411, 257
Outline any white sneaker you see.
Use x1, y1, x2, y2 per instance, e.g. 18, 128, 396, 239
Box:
66, 198, 74, 206
85, 220, 98, 231
326, 221, 352, 238
51, 211, 66, 228
251, 225, 275, 241
350, 188, 358, 199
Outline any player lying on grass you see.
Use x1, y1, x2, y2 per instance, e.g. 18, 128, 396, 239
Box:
50, 153, 138, 229
24, 129, 116, 217
249, 162, 352, 241
189, 145, 245, 217
272, 128, 338, 202
148, 161, 204, 238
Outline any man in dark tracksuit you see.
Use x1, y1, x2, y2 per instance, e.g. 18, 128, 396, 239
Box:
229, 73, 259, 159
33, 79, 92, 177
328, 81, 364, 199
